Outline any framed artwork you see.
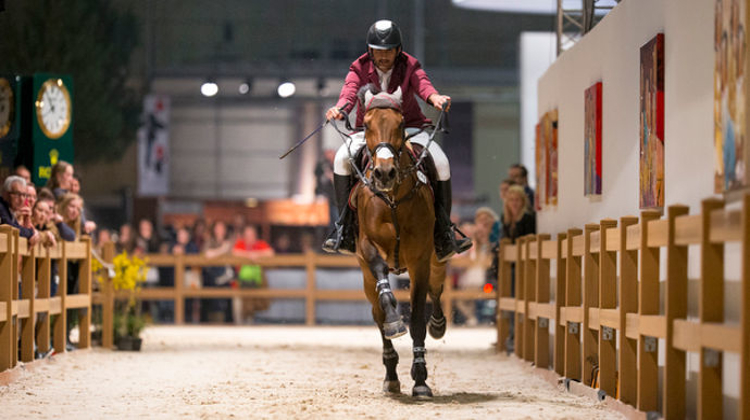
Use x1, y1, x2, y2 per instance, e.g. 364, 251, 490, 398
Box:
715, 0, 748, 193
584, 82, 603, 196
639, 33, 665, 209
545, 110, 559, 206
535, 122, 543, 211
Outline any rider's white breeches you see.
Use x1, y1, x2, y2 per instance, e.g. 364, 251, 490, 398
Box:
332, 129, 451, 181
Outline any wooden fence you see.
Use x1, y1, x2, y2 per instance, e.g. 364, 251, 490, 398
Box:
495, 197, 750, 419
94, 245, 495, 349
0, 226, 92, 373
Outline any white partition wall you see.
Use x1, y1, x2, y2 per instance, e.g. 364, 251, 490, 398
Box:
536, 0, 715, 234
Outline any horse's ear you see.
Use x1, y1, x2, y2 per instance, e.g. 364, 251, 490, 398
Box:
392, 87, 402, 105
364, 89, 374, 110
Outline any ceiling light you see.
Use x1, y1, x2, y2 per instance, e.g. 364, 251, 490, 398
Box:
277, 81, 296, 98
201, 80, 219, 97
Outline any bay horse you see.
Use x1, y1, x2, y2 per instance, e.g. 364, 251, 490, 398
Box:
350, 88, 448, 399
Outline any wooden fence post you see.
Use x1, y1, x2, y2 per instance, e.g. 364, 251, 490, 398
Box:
174, 254, 185, 325
598, 219, 617, 398
77, 237, 92, 349
0, 226, 14, 371
618, 215, 639, 406
20, 245, 36, 362
565, 228, 583, 381
741, 194, 750, 420
101, 242, 115, 349
53, 241, 68, 354
696, 199, 724, 420
535, 233, 551, 370
523, 235, 536, 362
306, 252, 316, 326
554, 232, 567, 376
496, 238, 512, 353
582, 223, 600, 386
515, 236, 525, 359
664, 204, 689, 419
637, 210, 661, 412
36, 247, 51, 355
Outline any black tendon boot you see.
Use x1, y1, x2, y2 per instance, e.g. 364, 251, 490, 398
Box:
433, 180, 472, 262
322, 174, 357, 254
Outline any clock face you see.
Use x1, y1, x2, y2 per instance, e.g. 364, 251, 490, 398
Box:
0, 77, 13, 138
35, 78, 71, 139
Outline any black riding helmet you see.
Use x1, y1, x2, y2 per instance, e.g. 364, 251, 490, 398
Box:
366, 20, 402, 51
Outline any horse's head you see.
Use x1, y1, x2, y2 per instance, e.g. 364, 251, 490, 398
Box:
363, 87, 405, 192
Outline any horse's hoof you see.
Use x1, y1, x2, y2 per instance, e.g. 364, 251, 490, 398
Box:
428, 315, 446, 339
383, 380, 401, 394
412, 384, 433, 400
383, 319, 407, 340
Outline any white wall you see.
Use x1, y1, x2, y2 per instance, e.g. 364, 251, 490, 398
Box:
537, 0, 715, 234
537, 1, 742, 415
520, 32, 557, 188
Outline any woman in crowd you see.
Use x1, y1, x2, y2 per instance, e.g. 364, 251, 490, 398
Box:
116, 224, 135, 254
202, 220, 234, 323
502, 185, 536, 243
232, 225, 275, 324
45, 161, 74, 199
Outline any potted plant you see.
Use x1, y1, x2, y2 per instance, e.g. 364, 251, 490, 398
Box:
110, 252, 149, 351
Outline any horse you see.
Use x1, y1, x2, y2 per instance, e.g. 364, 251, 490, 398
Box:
349, 87, 448, 399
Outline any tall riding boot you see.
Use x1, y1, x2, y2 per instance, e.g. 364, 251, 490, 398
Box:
322, 174, 357, 254
433, 180, 472, 262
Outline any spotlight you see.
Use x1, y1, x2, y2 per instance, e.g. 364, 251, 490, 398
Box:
239, 79, 252, 95
277, 80, 296, 98
201, 80, 218, 97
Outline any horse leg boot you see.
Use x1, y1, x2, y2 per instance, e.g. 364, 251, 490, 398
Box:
377, 278, 406, 339
380, 331, 401, 394
433, 180, 472, 262
322, 174, 357, 254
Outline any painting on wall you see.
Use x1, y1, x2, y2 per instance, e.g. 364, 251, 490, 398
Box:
534, 122, 544, 211
715, 0, 748, 193
584, 82, 603, 196
546, 110, 559, 206
639, 33, 665, 209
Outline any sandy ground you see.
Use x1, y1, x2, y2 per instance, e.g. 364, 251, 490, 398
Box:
0, 325, 624, 420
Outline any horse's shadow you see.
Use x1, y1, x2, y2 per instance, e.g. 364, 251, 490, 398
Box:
387, 391, 507, 405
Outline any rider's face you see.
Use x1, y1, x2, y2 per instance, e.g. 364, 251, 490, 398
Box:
371, 48, 398, 72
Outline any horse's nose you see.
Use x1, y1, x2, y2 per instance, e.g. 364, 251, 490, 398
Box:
374, 166, 396, 183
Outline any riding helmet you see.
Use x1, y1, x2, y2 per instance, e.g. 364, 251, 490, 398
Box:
366, 20, 402, 50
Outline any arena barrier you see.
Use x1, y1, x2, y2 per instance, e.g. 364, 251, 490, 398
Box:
94, 244, 495, 349
496, 197, 750, 419
0, 226, 93, 373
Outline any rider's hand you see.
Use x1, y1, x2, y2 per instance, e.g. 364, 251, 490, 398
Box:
428, 94, 451, 112
326, 106, 344, 121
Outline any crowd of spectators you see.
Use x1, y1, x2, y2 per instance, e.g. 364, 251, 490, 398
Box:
451, 163, 536, 336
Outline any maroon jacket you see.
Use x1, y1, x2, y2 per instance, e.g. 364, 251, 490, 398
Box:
335, 52, 438, 129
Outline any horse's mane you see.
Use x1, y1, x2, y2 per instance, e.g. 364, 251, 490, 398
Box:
359, 84, 403, 112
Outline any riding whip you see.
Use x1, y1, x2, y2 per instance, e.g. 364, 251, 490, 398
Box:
278, 105, 348, 160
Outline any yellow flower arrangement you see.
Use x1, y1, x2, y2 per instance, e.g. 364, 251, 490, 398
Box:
112, 252, 148, 295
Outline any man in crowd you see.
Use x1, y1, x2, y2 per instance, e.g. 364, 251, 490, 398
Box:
508, 164, 535, 211
0, 175, 42, 245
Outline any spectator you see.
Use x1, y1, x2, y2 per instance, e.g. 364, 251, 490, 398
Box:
455, 207, 498, 326
14, 165, 31, 184
229, 213, 247, 241
135, 219, 160, 255
116, 223, 135, 254
95, 228, 112, 253
69, 175, 81, 194
491, 178, 518, 243
0, 176, 40, 245
508, 164, 535, 211
202, 220, 234, 323
232, 225, 274, 324
172, 226, 201, 323
45, 161, 74, 199
192, 218, 207, 251
26, 184, 37, 209
273, 232, 293, 254
57, 193, 84, 239
502, 185, 536, 243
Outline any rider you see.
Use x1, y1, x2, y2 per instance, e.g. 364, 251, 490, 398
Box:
322, 19, 472, 263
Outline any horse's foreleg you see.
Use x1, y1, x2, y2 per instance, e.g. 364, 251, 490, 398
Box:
409, 271, 432, 399
363, 244, 406, 340
428, 258, 448, 339
379, 328, 401, 394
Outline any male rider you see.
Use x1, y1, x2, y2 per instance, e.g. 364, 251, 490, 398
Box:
322, 19, 471, 262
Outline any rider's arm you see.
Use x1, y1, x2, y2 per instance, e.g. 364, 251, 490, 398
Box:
408, 57, 449, 111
